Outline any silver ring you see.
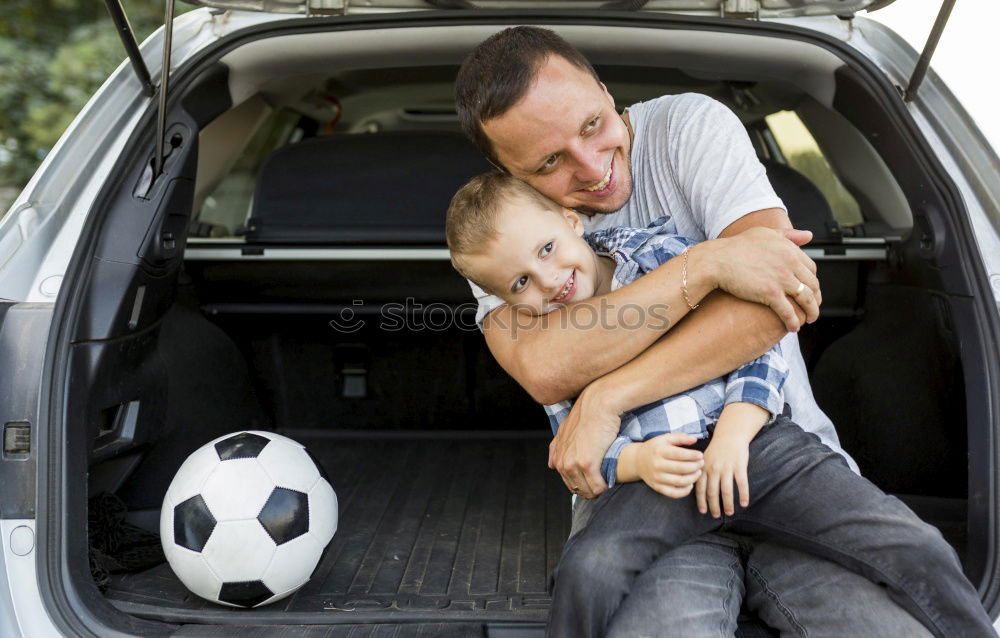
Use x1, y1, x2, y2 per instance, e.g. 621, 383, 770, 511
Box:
795, 282, 805, 295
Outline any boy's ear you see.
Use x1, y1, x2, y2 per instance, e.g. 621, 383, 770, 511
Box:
562, 208, 585, 236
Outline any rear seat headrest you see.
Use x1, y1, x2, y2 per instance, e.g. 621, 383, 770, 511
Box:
761, 159, 841, 243
247, 131, 493, 244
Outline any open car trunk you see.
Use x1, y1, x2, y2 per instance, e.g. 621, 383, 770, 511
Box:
93, 270, 973, 629
102, 287, 973, 603
38, 9, 1000, 637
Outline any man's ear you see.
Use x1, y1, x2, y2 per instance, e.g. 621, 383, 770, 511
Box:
562, 209, 585, 236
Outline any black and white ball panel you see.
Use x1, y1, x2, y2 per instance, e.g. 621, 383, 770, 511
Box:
201, 519, 277, 583
173, 495, 216, 552
214, 431, 271, 460
258, 530, 327, 601
200, 458, 275, 522
307, 479, 338, 549
164, 443, 225, 511
254, 434, 321, 493
218, 581, 274, 608
258, 487, 309, 545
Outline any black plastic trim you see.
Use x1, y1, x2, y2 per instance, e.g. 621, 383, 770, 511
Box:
0, 303, 51, 519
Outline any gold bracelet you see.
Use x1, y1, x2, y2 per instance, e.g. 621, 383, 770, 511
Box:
681, 247, 699, 310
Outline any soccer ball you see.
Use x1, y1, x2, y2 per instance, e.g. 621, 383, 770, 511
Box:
160, 431, 338, 608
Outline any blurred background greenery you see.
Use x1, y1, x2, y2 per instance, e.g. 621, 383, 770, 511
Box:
0, 1, 191, 207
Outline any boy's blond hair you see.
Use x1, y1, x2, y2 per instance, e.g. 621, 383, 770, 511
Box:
446, 171, 563, 289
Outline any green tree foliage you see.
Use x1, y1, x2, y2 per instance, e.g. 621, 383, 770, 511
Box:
0, 1, 189, 187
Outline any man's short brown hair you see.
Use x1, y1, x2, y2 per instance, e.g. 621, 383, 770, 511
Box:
446, 171, 562, 287
454, 26, 600, 169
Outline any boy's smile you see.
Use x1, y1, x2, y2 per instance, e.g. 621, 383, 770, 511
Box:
462, 195, 616, 316
550, 270, 577, 303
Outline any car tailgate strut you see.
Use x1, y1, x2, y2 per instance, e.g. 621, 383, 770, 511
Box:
103, 0, 155, 98
904, 0, 956, 102
154, 0, 175, 178
103, 0, 176, 186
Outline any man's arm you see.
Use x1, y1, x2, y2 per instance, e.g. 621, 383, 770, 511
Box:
484, 214, 819, 405
548, 208, 820, 498
592, 210, 807, 412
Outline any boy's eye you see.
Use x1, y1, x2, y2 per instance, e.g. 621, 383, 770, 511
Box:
511, 275, 529, 293
540, 242, 553, 257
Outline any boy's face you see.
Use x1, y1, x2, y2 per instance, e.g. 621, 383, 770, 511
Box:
462, 195, 606, 316
481, 54, 633, 216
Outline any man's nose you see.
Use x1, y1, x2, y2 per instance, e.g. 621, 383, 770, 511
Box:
569, 145, 606, 184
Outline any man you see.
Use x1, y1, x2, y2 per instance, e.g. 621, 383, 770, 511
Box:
454, 26, 941, 635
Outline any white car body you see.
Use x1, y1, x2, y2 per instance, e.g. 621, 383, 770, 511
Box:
1, 3, 998, 636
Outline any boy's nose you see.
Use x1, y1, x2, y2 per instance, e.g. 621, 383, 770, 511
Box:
540, 271, 561, 294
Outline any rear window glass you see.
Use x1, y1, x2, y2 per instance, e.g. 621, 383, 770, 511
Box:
195, 107, 303, 237
764, 110, 864, 228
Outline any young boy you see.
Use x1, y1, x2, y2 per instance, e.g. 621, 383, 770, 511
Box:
445, 171, 993, 638
450, 176, 786, 517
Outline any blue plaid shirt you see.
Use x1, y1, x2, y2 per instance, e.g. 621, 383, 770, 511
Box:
543, 216, 788, 486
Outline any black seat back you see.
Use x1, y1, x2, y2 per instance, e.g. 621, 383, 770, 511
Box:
761, 159, 841, 243
247, 131, 492, 244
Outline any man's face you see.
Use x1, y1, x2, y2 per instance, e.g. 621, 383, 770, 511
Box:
462, 196, 605, 317
481, 55, 634, 215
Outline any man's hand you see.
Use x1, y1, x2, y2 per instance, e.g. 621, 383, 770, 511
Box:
696, 432, 751, 518
628, 433, 705, 498
694, 226, 821, 332
548, 381, 623, 499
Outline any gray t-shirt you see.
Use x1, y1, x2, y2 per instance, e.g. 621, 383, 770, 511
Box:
469, 93, 858, 473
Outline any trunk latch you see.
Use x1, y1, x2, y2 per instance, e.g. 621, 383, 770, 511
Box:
720, 0, 759, 19
335, 343, 370, 399
3, 422, 31, 459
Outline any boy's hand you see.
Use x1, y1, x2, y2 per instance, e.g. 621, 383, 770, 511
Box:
631, 433, 705, 498
696, 433, 750, 518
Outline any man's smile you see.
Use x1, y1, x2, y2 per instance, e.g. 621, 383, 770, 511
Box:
581, 157, 615, 195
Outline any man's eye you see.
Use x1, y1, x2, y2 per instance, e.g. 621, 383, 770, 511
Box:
511, 275, 529, 293
539, 154, 558, 172
540, 242, 553, 257
584, 117, 600, 132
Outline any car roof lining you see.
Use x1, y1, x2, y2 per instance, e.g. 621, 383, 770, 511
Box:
219, 24, 844, 109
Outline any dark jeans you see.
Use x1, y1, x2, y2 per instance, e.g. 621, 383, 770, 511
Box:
601, 533, 933, 638
547, 418, 993, 638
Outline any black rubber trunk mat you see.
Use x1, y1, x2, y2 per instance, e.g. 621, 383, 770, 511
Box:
104, 434, 571, 623
101, 434, 967, 636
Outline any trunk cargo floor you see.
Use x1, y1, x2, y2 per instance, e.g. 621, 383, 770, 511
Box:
104, 433, 571, 623
102, 432, 970, 633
